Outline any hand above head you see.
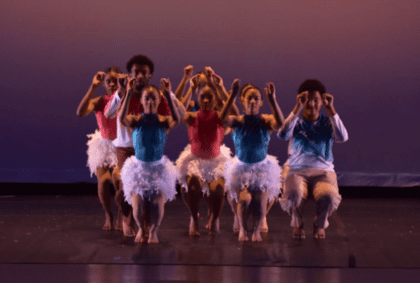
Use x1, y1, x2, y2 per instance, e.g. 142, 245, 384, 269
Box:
160, 78, 172, 97
190, 74, 200, 90
184, 65, 193, 79
92, 71, 105, 87
204, 66, 216, 86
264, 82, 276, 101
212, 73, 224, 88
230, 79, 241, 97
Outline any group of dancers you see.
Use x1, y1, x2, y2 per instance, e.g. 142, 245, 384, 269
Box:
76, 54, 348, 244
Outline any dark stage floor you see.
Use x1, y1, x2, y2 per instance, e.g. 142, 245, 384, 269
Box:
1, 190, 419, 282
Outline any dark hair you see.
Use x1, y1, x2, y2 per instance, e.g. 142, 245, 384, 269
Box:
142, 84, 160, 95
298, 79, 326, 95
126, 55, 154, 74
104, 66, 122, 74
240, 84, 262, 100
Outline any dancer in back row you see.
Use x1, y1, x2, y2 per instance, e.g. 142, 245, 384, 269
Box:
176, 70, 235, 236
278, 79, 348, 239
221, 81, 285, 242
76, 66, 121, 231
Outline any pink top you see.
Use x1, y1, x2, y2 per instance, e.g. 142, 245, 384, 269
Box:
95, 94, 117, 140
188, 110, 225, 159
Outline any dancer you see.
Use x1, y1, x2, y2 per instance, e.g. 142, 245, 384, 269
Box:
104, 55, 171, 237
76, 66, 122, 230
278, 79, 348, 239
119, 78, 179, 243
221, 82, 285, 241
176, 75, 235, 236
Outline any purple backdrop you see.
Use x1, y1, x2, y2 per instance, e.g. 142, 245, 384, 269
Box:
1, 0, 419, 185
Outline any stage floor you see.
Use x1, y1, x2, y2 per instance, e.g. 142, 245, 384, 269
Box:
1, 195, 419, 282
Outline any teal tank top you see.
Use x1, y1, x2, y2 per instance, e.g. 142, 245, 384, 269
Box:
132, 113, 167, 162
231, 115, 270, 164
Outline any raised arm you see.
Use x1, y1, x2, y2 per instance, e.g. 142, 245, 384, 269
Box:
181, 74, 199, 108
76, 72, 104, 117
104, 74, 129, 119
174, 65, 193, 100
322, 93, 348, 142
278, 91, 308, 140
220, 79, 241, 128
161, 78, 180, 130
118, 77, 138, 129
212, 72, 240, 116
264, 82, 285, 131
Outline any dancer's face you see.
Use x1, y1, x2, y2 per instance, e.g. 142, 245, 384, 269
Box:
141, 86, 160, 114
197, 85, 217, 111
103, 71, 118, 96
130, 64, 152, 92
303, 91, 322, 122
241, 88, 263, 115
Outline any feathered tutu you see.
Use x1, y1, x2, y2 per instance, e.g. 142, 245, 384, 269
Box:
86, 130, 117, 177
225, 154, 282, 202
175, 144, 232, 195
120, 155, 178, 204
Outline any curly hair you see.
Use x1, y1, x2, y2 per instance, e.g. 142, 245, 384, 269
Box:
126, 55, 154, 74
297, 79, 326, 95
104, 66, 122, 74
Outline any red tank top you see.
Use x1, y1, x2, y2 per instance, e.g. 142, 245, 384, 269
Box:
188, 110, 225, 159
95, 94, 117, 140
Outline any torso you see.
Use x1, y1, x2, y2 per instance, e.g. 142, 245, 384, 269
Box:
232, 115, 270, 163
132, 113, 167, 162
188, 110, 225, 159
95, 94, 117, 140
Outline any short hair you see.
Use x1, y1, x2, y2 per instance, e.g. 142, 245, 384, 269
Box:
298, 79, 326, 95
142, 84, 160, 95
240, 84, 262, 100
126, 55, 154, 74
104, 66, 122, 74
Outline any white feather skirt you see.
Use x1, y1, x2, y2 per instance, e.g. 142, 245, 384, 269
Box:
120, 155, 178, 204
225, 155, 282, 202
175, 144, 232, 195
86, 130, 117, 177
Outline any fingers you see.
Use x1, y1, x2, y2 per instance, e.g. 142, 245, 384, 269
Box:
118, 74, 128, 88
184, 65, 193, 77
160, 78, 171, 92
96, 71, 105, 81
231, 79, 241, 95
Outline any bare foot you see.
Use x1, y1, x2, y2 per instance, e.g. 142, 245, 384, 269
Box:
292, 225, 305, 239
233, 214, 240, 234
148, 230, 159, 244
102, 215, 113, 230
205, 213, 213, 230
123, 222, 136, 237
260, 217, 268, 233
252, 231, 262, 242
209, 218, 220, 235
134, 229, 145, 243
238, 228, 249, 242
313, 224, 326, 239
189, 217, 200, 236
115, 213, 123, 231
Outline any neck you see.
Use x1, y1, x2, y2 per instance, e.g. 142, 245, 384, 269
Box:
303, 112, 319, 122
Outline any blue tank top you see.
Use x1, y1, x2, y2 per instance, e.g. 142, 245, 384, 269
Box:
132, 113, 167, 162
232, 115, 270, 164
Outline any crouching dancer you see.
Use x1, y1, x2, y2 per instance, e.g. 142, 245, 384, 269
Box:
278, 79, 348, 239
119, 78, 180, 243
222, 81, 285, 242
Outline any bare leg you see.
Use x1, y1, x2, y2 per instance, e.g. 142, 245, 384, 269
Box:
181, 175, 202, 236
251, 190, 269, 242
207, 178, 225, 235
115, 147, 136, 237
96, 167, 113, 230
131, 194, 146, 243
261, 198, 275, 233
148, 192, 166, 244
111, 167, 123, 231
237, 188, 251, 242
227, 193, 240, 233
